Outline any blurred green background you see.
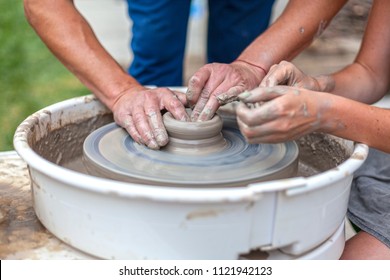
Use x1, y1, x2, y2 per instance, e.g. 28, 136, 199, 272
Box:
0, 0, 89, 151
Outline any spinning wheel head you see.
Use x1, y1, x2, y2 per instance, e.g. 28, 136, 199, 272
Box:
83, 113, 299, 187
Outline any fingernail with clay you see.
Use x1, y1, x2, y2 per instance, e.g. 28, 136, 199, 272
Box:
185, 89, 194, 105
190, 111, 200, 122
181, 114, 190, 122
191, 115, 199, 122
148, 139, 159, 150
156, 134, 168, 146
217, 94, 239, 105
238, 90, 251, 100
197, 108, 213, 122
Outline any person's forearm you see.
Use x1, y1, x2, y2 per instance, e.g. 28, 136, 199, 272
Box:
237, 0, 348, 72
323, 0, 390, 104
321, 63, 386, 104
321, 93, 390, 152
24, 0, 141, 109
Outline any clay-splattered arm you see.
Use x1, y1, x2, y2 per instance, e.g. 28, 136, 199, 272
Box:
187, 0, 348, 121
237, 86, 390, 153
23, 0, 189, 149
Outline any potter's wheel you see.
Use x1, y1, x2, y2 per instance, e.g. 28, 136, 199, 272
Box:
14, 94, 368, 259
83, 113, 299, 187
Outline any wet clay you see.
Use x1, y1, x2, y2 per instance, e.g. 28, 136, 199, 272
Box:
297, 133, 352, 171
31, 113, 352, 180
32, 114, 113, 165
81, 112, 299, 187
163, 110, 227, 155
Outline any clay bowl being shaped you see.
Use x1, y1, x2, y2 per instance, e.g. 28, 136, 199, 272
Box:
82, 109, 299, 188
14, 90, 368, 260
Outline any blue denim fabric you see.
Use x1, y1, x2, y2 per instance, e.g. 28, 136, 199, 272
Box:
127, 0, 275, 86
347, 148, 390, 248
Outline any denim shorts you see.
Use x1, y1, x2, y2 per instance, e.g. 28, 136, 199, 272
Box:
347, 148, 390, 248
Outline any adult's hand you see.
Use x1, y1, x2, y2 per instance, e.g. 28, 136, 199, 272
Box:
260, 61, 323, 90
112, 86, 189, 150
236, 86, 339, 143
186, 60, 266, 122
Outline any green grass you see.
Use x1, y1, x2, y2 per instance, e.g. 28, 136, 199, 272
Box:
0, 0, 89, 151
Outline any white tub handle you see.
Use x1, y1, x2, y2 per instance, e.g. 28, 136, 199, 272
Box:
248, 177, 308, 196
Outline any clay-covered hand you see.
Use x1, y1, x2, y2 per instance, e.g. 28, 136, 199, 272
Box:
186, 61, 266, 122
236, 86, 335, 143
260, 61, 321, 91
112, 86, 189, 150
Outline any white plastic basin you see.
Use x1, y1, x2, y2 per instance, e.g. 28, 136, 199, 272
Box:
13, 94, 368, 259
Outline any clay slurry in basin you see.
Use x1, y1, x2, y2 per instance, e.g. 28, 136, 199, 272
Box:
82, 111, 299, 187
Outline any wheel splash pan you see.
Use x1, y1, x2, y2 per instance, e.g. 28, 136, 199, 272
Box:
13, 94, 368, 259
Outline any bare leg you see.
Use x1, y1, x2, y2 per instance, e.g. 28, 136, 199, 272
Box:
341, 231, 390, 260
